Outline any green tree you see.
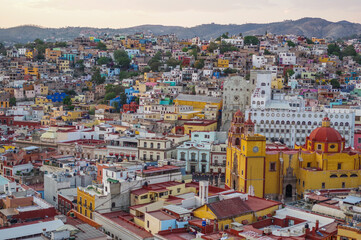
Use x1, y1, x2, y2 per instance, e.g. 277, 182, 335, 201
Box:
97, 57, 111, 65
142, 66, 151, 73
207, 42, 218, 53
328, 43, 341, 56
190, 48, 198, 59
220, 41, 238, 53
342, 45, 357, 57
9, 97, 16, 106
88, 107, 95, 115
114, 50, 130, 69
194, 60, 205, 69
63, 96, 72, 106
91, 69, 106, 85
264, 49, 272, 55
148, 51, 162, 72
0, 42, 6, 55
104, 92, 116, 101
182, 47, 189, 52
166, 58, 180, 68
306, 38, 314, 44
287, 40, 296, 48
244, 36, 259, 45
330, 79, 341, 89
97, 42, 107, 50
120, 92, 127, 105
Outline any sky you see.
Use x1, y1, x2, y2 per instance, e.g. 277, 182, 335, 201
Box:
1, 0, 361, 28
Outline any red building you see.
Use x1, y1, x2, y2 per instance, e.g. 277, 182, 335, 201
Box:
122, 101, 139, 113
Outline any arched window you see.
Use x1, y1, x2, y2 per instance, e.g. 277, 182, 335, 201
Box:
286, 121, 290, 124
340, 122, 344, 126
297, 121, 301, 125
350, 174, 358, 177
235, 138, 240, 145
281, 121, 285, 124
260, 120, 264, 124
236, 127, 240, 133
276, 120, 280, 124
334, 122, 338, 126
340, 174, 348, 178
201, 153, 207, 161
266, 120, 269, 124
191, 153, 196, 161
180, 152, 185, 160
308, 121, 312, 125
330, 174, 338, 178
345, 122, 349, 126
302, 121, 306, 125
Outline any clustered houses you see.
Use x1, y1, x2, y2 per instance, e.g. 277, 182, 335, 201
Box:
0, 32, 361, 239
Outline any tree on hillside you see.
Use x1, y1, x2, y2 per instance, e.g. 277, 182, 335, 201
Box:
330, 79, 341, 89
287, 40, 296, 48
97, 42, 107, 50
91, 69, 106, 85
244, 36, 259, 45
97, 57, 112, 65
114, 50, 130, 69
327, 43, 341, 56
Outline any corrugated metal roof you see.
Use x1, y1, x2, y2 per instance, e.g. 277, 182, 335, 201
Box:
0, 219, 64, 239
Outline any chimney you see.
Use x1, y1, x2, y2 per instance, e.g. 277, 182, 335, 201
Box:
315, 220, 319, 231
199, 181, 209, 205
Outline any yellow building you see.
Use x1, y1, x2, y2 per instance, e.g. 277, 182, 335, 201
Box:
226, 112, 361, 201
45, 48, 62, 61
217, 59, 229, 68
0, 145, 15, 154
62, 111, 82, 122
57, 59, 70, 72
130, 181, 197, 206
174, 94, 222, 112
24, 67, 39, 79
271, 76, 284, 89
0, 101, 9, 108
337, 225, 361, 240
183, 120, 217, 135
35, 97, 51, 105
193, 196, 281, 230
77, 185, 106, 219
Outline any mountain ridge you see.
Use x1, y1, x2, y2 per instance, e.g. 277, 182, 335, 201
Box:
1, 18, 361, 43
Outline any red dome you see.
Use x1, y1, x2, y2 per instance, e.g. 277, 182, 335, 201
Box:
234, 110, 243, 116
308, 127, 343, 143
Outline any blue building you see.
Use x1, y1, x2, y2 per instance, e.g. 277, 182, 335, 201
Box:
109, 96, 122, 110
47, 92, 68, 103
125, 87, 139, 104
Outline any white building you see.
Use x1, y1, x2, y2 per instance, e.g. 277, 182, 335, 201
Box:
279, 52, 297, 65
252, 55, 266, 68
246, 109, 355, 147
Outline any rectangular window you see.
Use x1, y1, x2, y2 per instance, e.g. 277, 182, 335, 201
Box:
317, 144, 322, 150
147, 221, 150, 228
269, 162, 276, 172
338, 163, 342, 170
342, 182, 345, 188
322, 182, 325, 189
144, 142, 147, 148
307, 162, 311, 168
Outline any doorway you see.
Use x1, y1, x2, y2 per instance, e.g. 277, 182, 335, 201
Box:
285, 184, 293, 198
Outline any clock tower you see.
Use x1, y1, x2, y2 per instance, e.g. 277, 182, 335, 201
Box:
226, 111, 266, 197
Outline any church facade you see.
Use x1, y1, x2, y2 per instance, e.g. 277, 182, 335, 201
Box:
225, 111, 361, 201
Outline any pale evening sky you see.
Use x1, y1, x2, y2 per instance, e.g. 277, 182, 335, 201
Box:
1, 0, 361, 28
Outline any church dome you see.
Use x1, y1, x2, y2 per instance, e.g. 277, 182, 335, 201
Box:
308, 117, 343, 143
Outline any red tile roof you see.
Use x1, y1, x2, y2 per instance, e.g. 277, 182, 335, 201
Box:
207, 198, 253, 220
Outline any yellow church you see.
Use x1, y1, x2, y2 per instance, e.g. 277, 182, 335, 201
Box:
226, 111, 361, 201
